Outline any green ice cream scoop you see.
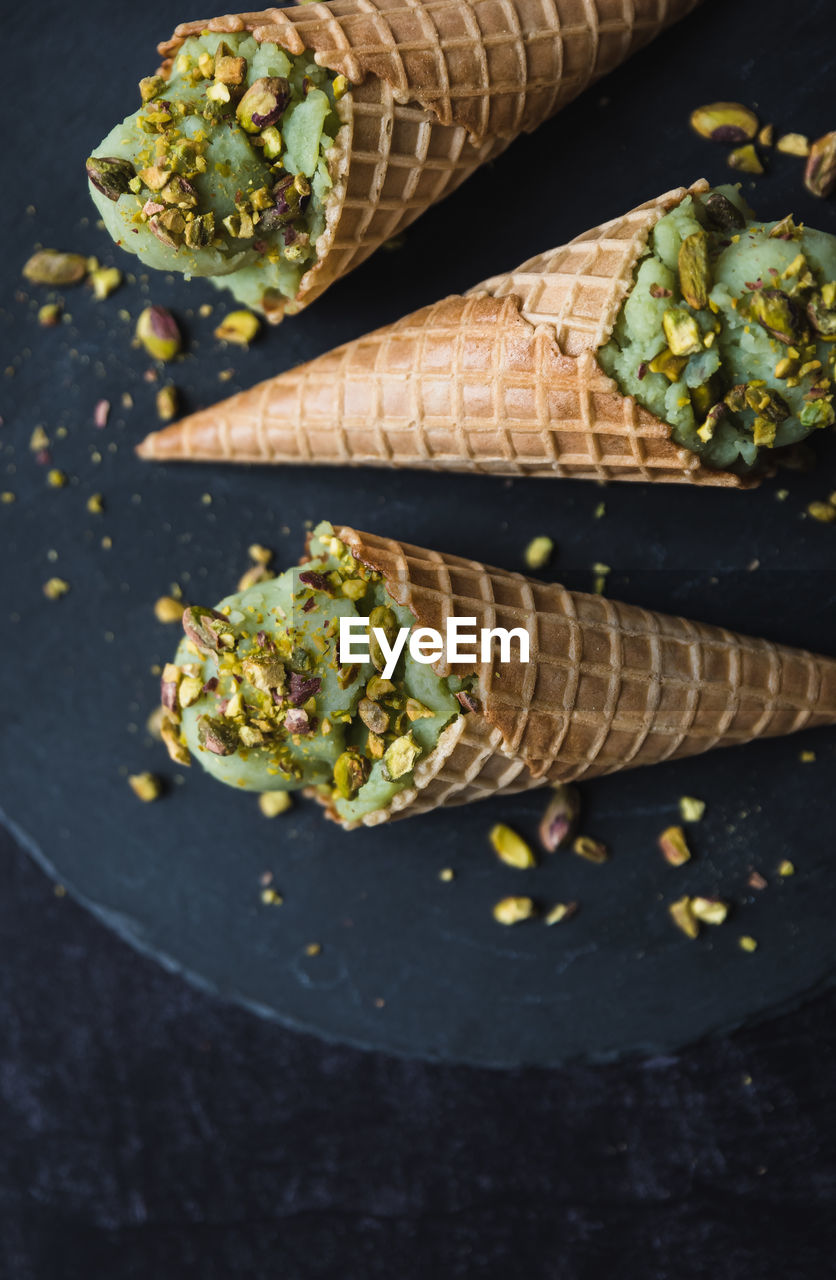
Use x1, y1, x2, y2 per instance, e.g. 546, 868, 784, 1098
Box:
160, 524, 464, 823
86, 33, 342, 317
597, 186, 836, 476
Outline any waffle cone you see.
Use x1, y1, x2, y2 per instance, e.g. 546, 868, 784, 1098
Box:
320, 526, 836, 827
157, 0, 700, 318
139, 181, 753, 485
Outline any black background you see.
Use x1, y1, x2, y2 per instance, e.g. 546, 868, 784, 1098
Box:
3, 0, 836, 1275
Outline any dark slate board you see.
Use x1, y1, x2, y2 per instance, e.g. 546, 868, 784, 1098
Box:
2, 0, 836, 1066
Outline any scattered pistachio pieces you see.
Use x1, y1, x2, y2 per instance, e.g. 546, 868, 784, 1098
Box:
805, 132, 836, 198
728, 143, 764, 175
800, 749, 816, 763
669, 895, 699, 939
86, 155, 136, 201
538, 784, 580, 851
128, 771, 162, 802
758, 124, 774, 147
23, 250, 87, 286
154, 595, 186, 623
438, 868, 455, 882
304, 942, 322, 956
492, 896, 536, 925
738, 935, 759, 953
30, 426, 49, 452
383, 732, 421, 780
248, 543, 273, 565
544, 901, 578, 926
573, 835, 608, 864
691, 896, 729, 925
38, 303, 61, 327
43, 577, 69, 600
679, 796, 706, 823
778, 859, 795, 876
690, 102, 758, 143
214, 310, 261, 346
659, 825, 691, 866
523, 535, 554, 570
46, 469, 67, 489
807, 500, 836, 523
136, 306, 182, 361
156, 385, 178, 421
90, 266, 122, 300
260, 886, 284, 904
489, 823, 537, 869
259, 791, 292, 817
776, 132, 810, 157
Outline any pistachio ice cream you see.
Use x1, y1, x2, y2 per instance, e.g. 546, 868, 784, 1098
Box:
159, 524, 467, 824
86, 32, 343, 317
598, 185, 836, 475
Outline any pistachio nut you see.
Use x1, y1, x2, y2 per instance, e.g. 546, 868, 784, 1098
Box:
214, 54, 247, 86
86, 155, 137, 201
776, 132, 810, 157
727, 144, 764, 175
139, 75, 167, 103
805, 132, 836, 198
136, 305, 182, 361
662, 308, 702, 356
690, 102, 758, 143
23, 249, 87, 287
799, 399, 836, 429
658, 825, 691, 866
38, 303, 61, 327
700, 191, 745, 230
648, 348, 689, 382
678, 231, 711, 311
90, 266, 122, 299
679, 796, 706, 823
149, 208, 186, 247
333, 749, 369, 799
489, 823, 537, 869
182, 604, 234, 653
260, 173, 310, 229
752, 417, 777, 447
161, 716, 191, 766
492, 896, 536, 925
742, 288, 803, 344
156, 385, 178, 421
236, 76, 290, 133
369, 605, 398, 672
197, 715, 239, 756
691, 897, 729, 926
669, 896, 699, 939
769, 214, 802, 241
746, 384, 790, 422
544, 902, 578, 926
696, 403, 726, 444
538, 784, 580, 852
214, 310, 260, 346
128, 772, 162, 802
382, 732, 421, 781
184, 212, 215, 248
260, 126, 283, 160
160, 176, 198, 208
808, 286, 836, 336
358, 697, 389, 734
259, 791, 292, 818
572, 836, 608, 864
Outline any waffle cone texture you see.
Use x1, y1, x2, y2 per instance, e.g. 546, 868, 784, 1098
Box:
319, 526, 836, 827
139, 180, 753, 484
158, 0, 700, 318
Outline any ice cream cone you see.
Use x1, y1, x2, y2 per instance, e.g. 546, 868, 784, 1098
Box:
139, 180, 751, 484
157, 0, 701, 318
319, 526, 836, 826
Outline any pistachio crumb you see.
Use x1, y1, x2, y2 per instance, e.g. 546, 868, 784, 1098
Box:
43, 577, 69, 600
304, 942, 322, 956
248, 543, 273, 565
659, 825, 692, 865
572, 835, 608, 864
776, 132, 810, 156
46, 469, 67, 489
38, 303, 62, 327
128, 771, 162, 802
738, 935, 759, 953
214, 310, 260, 346
592, 563, 610, 595
438, 868, 455, 882
259, 791, 292, 818
489, 823, 537, 869
156, 385, 178, 421
544, 901, 577, 926
86, 493, 104, 514
154, 595, 185, 623
807, 501, 836, 523
679, 796, 706, 823
778, 859, 795, 876
201, 493, 213, 506
691, 896, 729, 925
594, 501, 606, 519
1, 492, 15, 505
90, 267, 122, 300
492, 896, 536, 925
260, 887, 284, 905
669, 895, 699, 939
523, 535, 554, 570
799, 750, 816, 763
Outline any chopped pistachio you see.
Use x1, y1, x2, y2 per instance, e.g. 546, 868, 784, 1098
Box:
807, 501, 836, 523
90, 266, 123, 299
248, 543, 273, 565
492, 896, 536, 925
538, 784, 580, 851
304, 943, 322, 957
236, 76, 290, 133
659, 825, 691, 865
678, 231, 711, 310
237, 563, 274, 591
178, 676, 203, 709
215, 54, 247, 85
47, 469, 67, 489
214, 310, 260, 346
524, 535, 554, 570
38, 303, 61, 327
156, 385, 178, 421
30, 425, 49, 451
259, 126, 283, 160
161, 717, 191, 766
260, 887, 284, 904
23, 249, 87, 287
1, 492, 15, 505
778, 859, 795, 876
690, 102, 758, 143
572, 835, 608, 864
438, 868, 455, 882
128, 771, 162, 802
383, 732, 421, 780
544, 901, 578, 926
489, 823, 537, 869
663, 308, 702, 356
43, 577, 69, 600
738, 935, 759, 953
727, 144, 764, 175
333, 748, 369, 799
154, 595, 185, 623
405, 698, 434, 722
136, 306, 182, 361
800, 750, 816, 763
649, 347, 688, 382
805, 132, 836, 198
332, 73, 349, 99
776, 132, 810, 156
679, 796, 706, 823
757, 124, 774, 147
669, 895, 699, 939
259, 791, 292, 818
691, 896, 729, 925
139, 75, 167, 103
94, 399, 110, 428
